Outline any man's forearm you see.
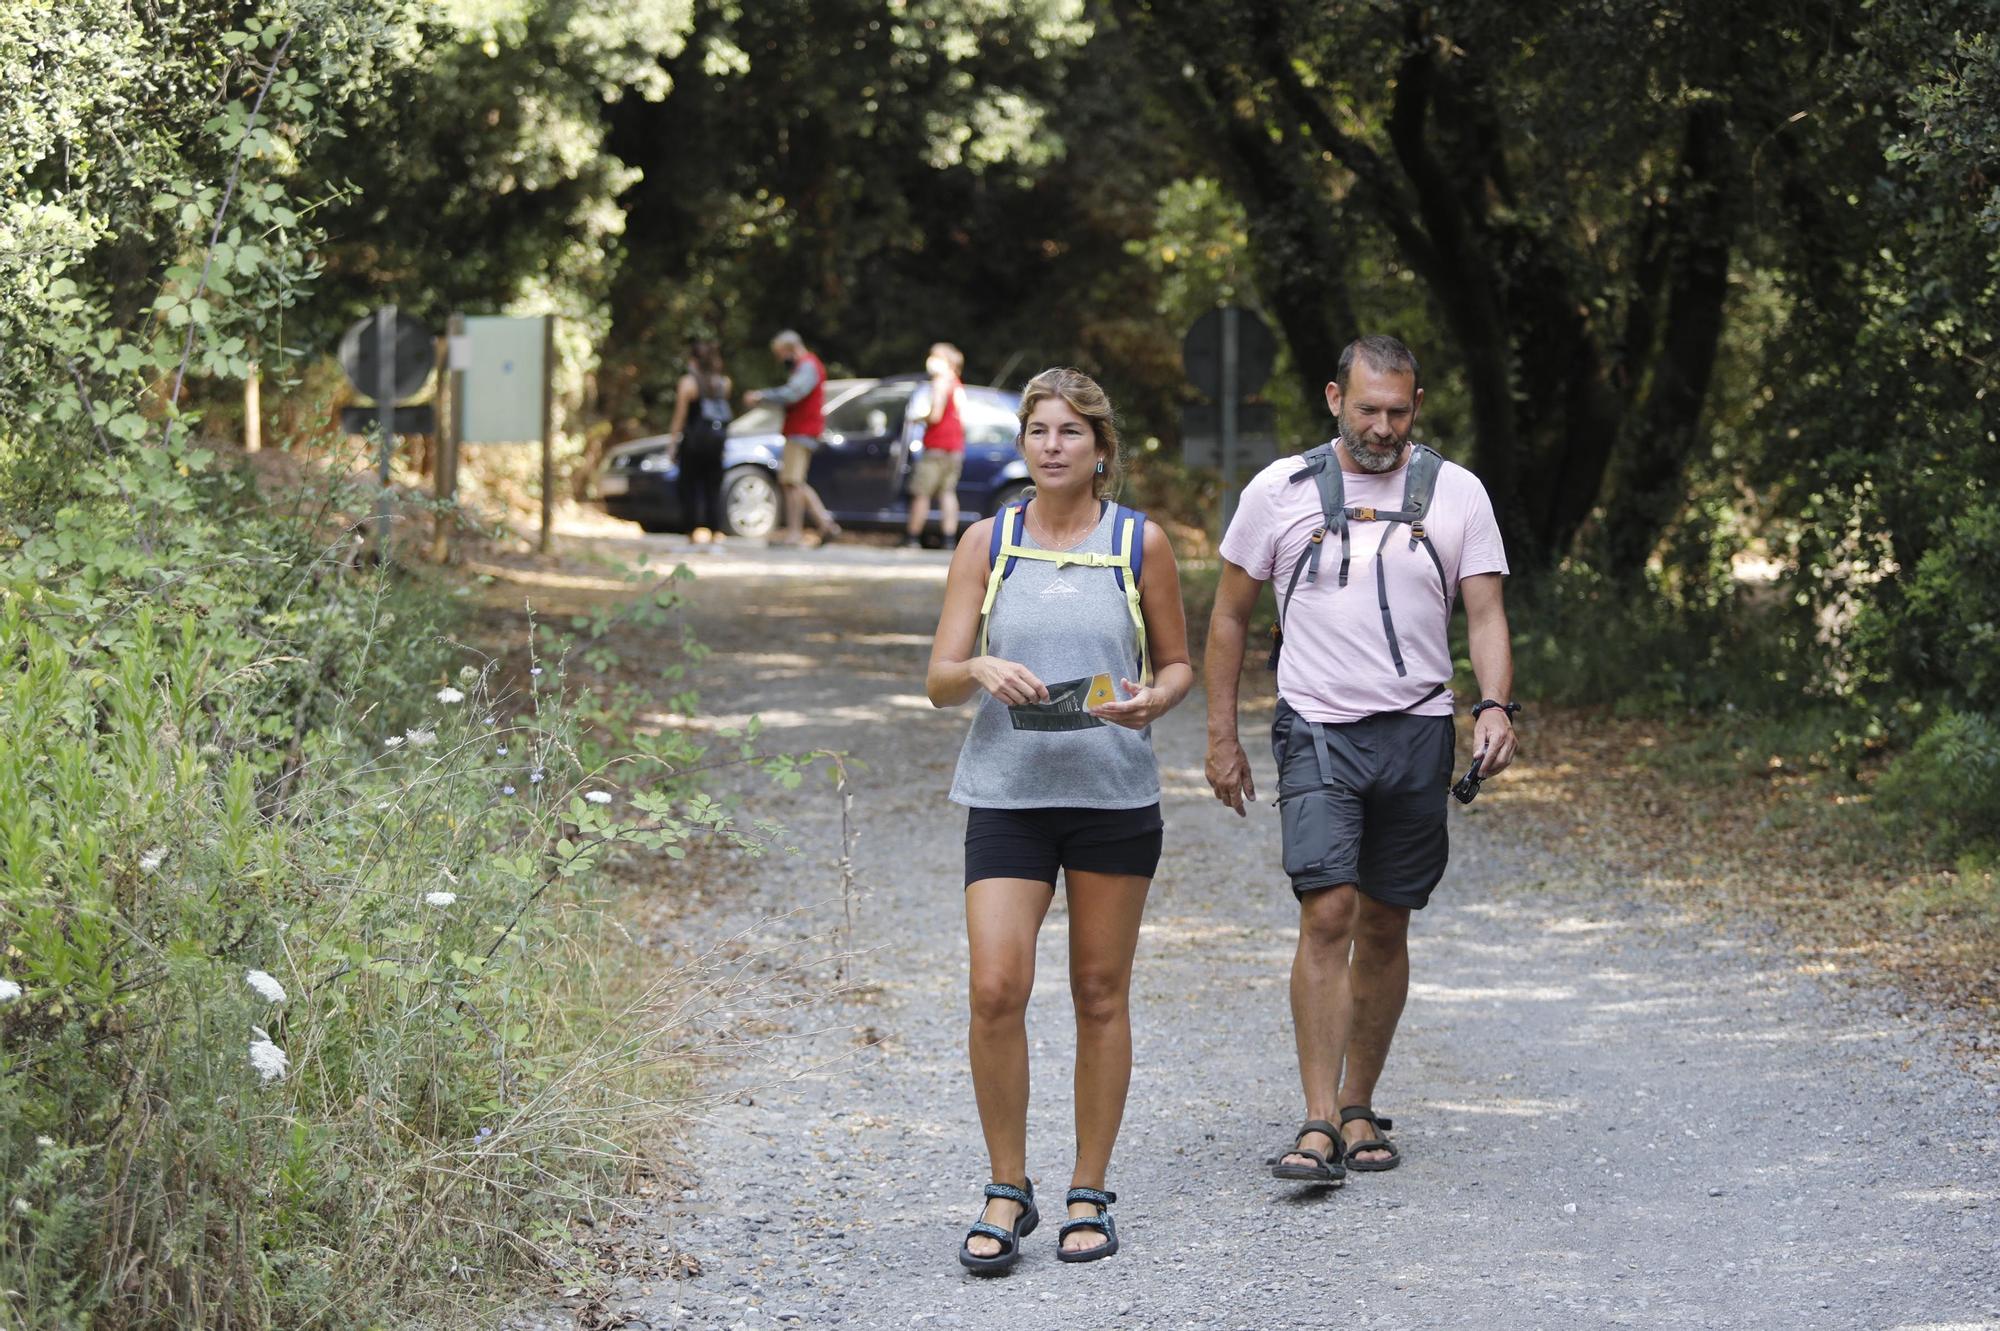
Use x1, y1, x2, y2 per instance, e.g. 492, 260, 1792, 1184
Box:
1466, 606, 1514, 704
1205, 613, 1249, 740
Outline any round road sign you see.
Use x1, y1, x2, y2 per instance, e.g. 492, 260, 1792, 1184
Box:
338, 309, 436, 403
1182, 305, 1277, 400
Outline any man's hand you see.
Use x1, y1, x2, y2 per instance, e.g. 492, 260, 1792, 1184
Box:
1472, 710, 1518, 776
742, 390, 763, 407
1205, 736, 1257, 816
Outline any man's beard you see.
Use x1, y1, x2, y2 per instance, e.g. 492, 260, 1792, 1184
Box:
1339, 415, 1408, 474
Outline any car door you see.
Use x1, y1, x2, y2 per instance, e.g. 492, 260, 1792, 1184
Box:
815, 383, 914, 518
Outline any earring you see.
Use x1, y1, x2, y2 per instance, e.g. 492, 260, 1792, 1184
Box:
1096, 461, 1105, 474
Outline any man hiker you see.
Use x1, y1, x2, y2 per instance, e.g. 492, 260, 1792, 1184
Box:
1203, 334, 1518, 1182
743, 329, 840, 546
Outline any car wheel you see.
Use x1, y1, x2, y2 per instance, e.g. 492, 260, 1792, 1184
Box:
722, 465, 780, 538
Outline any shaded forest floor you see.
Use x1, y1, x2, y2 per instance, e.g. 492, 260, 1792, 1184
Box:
1480, 706, 1998, 1041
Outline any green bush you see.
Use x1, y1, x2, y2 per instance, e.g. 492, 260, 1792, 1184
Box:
0, 442, 769, 1329
1876, 708, 2000, 861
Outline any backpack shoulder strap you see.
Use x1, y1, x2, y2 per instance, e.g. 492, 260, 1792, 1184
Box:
977, 502, 1031, 658
1109, 505, 1151, 685
1400, 444, 1446, 560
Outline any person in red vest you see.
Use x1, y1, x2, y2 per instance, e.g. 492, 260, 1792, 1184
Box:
902, 342, 968, 549
744, 329, 840, 546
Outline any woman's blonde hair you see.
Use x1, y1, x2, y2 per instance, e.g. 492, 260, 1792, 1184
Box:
1016, 367, 1121, 499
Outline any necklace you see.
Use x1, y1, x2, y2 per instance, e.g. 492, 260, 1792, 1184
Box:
1026, 501, 1098, 551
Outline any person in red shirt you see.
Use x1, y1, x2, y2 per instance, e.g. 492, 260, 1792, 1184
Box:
903, 342, 968, 549
743, 330, 840, 546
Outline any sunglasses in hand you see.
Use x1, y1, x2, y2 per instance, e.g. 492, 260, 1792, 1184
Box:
1450, 752, 1486, 805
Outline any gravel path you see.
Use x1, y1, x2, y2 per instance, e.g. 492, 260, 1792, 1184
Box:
535, 536, 2000, 1331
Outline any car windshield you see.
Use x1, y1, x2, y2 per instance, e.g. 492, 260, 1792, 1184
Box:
728, 404, 781, 436
824, 384, 911, 438
962, 393, 1020, 449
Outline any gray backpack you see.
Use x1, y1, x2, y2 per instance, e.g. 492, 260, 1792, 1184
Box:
1268, 441, 1447, 703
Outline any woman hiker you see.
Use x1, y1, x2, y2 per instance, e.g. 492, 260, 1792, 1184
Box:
925, 367, 1192, 1273
666, 338, 731, 543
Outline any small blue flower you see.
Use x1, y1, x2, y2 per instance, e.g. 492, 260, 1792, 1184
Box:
502, 784, 516, 796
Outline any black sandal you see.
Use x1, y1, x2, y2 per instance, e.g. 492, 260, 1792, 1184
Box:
1270, 1118, 1346, 1183
1055, 1186, 1119, 1263
1339, 1106, 1401, 1172
959, 1180, 1038, 1274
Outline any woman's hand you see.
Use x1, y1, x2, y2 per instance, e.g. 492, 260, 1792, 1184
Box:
1090, 677, 1168, 730
969, 657, 1049, 706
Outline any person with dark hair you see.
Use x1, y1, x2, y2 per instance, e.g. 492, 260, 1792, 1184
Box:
1205, 334, 1518, 1184
926, 367, 1193, 1271
666, 340, 731, 543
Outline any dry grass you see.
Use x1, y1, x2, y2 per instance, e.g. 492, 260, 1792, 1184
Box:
1484, 706, 1999, 1033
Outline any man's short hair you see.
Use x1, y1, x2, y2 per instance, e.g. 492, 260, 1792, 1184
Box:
1336, 335, 1420, 393
771, 329, 804, 351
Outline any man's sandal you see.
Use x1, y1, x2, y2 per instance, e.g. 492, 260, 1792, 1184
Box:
1270, 1119, 1346, 1183
1055, 1187, 1119, 1263
958, 1180, 1038, 1274
1339, 1106, 1401, 1172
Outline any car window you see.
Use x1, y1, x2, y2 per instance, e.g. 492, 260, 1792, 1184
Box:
963, 396, 1020, 449
824, 385, 910, 438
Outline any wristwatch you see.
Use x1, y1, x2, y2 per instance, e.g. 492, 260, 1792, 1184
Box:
1470, 699, 1521, 722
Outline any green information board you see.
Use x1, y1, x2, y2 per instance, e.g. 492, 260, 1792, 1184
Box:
459, 315, 548, 444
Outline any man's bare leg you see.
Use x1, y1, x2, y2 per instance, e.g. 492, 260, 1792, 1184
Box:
1279, 884, 1357, 1170
1336, 893, 1410, 1163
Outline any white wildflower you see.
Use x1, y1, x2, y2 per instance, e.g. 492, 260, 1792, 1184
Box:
501, 784, 516, 796
139, 848, 168, 873
459, 665, 478, 681
244, 970, 287, 1004
12, 1198, 28, 1215
585, 791, 612, 805
35, 1136, 53, 1149
436, 686, 465, 704
530, 666, 543, 676
424, 890, 458, 907
529, 769, 544, 784
405, 727, 436, 748
384, 735, 405, 749
482, 715, 497, 727
376, 801, 391, 811
496, 745, 508, 756
0, 979, 21, 1003
248, 1032, 289, 1083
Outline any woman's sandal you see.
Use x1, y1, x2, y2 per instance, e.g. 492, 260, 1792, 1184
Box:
1056, 1187, 1119, 1263
958, 1180, 1038, 1274
1339, 1105, 1401, 1172
1270, 1118, 1347, 1183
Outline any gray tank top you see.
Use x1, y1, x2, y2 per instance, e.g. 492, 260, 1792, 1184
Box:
948, 502, 1161, 810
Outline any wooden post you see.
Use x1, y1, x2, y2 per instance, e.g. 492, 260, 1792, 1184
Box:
539, 314, 555, 555
432, 316, 463, 563
244, 361, 262, 453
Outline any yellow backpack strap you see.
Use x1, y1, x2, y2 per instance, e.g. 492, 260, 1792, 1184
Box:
1111, 509, 1151, 686
977, 503, 1027, 657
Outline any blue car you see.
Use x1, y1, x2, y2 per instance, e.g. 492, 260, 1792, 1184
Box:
594, 375, 1028, 539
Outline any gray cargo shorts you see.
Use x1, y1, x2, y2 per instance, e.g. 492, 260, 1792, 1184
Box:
1271, 697, 1457, 908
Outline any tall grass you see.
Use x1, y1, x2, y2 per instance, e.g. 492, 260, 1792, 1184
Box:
0, 444, 788, 1328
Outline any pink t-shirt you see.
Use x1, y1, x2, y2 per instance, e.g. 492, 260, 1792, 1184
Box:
1219, 442, 1509, 724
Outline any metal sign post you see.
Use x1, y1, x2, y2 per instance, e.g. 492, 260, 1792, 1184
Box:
1182, 304, 1279, 542
374, 304, 396, 560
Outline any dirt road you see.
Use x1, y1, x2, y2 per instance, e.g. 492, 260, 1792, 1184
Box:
515, 533, 2000, 1331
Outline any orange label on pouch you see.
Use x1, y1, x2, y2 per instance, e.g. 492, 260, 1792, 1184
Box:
1085, 673, 1118, 709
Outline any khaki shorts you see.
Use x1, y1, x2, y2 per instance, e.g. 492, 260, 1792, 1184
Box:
910, 448, 964, 499
779, 437, 816, 486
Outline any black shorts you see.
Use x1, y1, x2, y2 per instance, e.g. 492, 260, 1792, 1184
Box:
964, 804, 1164, 888
1271, 699, 1456, 908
